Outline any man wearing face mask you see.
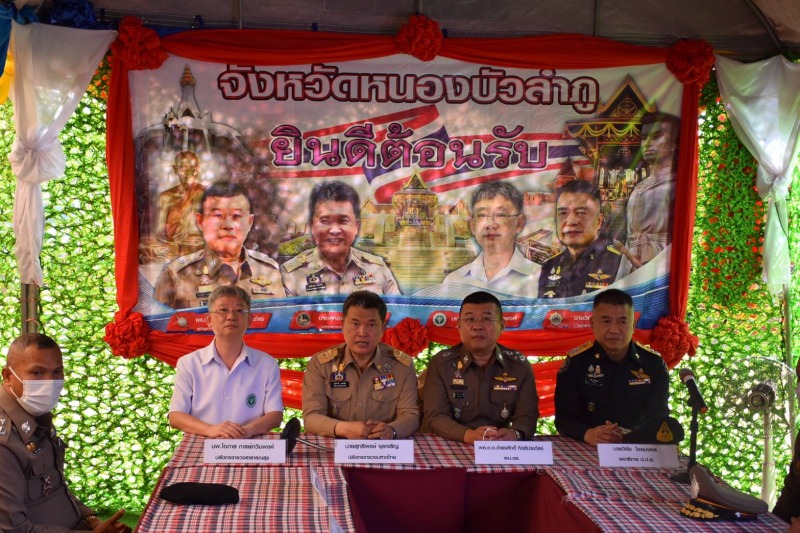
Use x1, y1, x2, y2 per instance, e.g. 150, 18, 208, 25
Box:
0, 333, 131, 532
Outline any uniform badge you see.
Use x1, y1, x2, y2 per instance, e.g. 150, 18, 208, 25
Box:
353, 271, 376, 286
373, 377, 385, 391
42, 475, 52, 496
330, 362, 348, 388
246, 393, 257, 408
493, 373, 517, 383
500, 403, 510, 419
453, 361, 464, 386
305, 273, 326, 292
585, 364, 604, 386
453, 407, 462, 420
548, 266, 561, 282
0, 416, 6, 436
379, 373, 396, 388
21, 421, 31, 435
628, 369, 652, 386
588, 401, 595, 412
198, 265, 213, 293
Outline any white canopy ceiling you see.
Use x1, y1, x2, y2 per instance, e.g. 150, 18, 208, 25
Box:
27, 0, 800, 61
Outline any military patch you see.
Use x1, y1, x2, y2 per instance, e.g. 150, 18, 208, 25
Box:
558, 357, 571, 374
246, 393, 257, 408
493, 373, 517, 383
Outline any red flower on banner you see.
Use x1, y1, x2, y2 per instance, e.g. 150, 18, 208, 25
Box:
666, 38, 715, 87
111, 16, 168, 71
650, 315, 699, 369
396, 14, 443, 62
103, 310, 150, 359
382, 317, 429, 356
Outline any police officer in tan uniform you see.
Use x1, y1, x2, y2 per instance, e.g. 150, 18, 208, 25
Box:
423, 291, 538, 443
0, 334, 131, 532
281, 181, 400, 297
302, 291, 419, 439
154, 181, 285, 309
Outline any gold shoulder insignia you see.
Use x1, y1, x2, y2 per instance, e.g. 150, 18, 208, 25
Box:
353, 248, 386, 265
281, 249, 313, 272
392, 349, 413, 366
606, 244, 622, 255
567, 340, 594, 357
634, 340, 661, 356
316, 347, 340, 364
247, 249, 280, 268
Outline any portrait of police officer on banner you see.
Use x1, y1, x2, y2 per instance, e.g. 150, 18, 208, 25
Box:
281, 181, 400, 296
154, 180, 285, 309
539, 179, 621, 299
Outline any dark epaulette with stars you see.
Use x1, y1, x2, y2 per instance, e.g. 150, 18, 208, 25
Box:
316, 346, 340, 364
499, 346, 528, 364
0, 409, 10, 445
634, 340, 661, 357
566, 340, 594, 357
392, 348, 413, 367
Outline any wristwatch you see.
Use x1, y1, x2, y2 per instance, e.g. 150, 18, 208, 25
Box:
390, 426, 397, 439
513, 429, 524, 440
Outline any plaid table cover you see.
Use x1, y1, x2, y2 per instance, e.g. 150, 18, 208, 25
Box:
152, 432, 785, 532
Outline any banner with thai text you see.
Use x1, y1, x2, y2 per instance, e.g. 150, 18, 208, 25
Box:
129, 52, 682, 338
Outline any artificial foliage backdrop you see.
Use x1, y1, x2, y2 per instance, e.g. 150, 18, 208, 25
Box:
0, 63, 796, 513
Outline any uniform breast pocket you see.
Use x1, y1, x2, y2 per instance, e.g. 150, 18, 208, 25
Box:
326, 386, 353, 417
371, 386, 400, 421
489, 388, 519, 412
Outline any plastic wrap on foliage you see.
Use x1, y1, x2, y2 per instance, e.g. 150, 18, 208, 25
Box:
667, 38, 715, 87
650, 315, 699, 369
396, 14, 443, 62
110, 16, 167, 70
381, 317, 429, 357
104, 310, 150, 358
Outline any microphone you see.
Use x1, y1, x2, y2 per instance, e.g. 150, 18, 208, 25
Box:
679, 369, 709, 414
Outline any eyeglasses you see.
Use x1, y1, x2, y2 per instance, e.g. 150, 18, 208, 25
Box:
473, 213, 520, 224
460, 317, 500, 327
210, 308, 250, 317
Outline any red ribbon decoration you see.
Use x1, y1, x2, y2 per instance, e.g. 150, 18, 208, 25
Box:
103, 310, 151, 359
111, 16, 168, 71
650, 315, 699, 369
396, 14, 443, 62
381, 317, 429, 357
666, 38, 715, 87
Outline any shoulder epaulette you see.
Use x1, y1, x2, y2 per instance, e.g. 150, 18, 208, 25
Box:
247, 249, 280, 268
281, 249, 313, 272
316, 346, 340, 364
634, 340, 661, 357
352, 248, 386, 265
0, 409, 10, 444
500, 347, 527, 364
170, 250, 204, 270
567, 340, 594, 357
392, 349, 413, 366
606, 244, 622, 255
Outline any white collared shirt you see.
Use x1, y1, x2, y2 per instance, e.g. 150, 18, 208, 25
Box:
443, 248, 541, 298
169, 341, 283, 425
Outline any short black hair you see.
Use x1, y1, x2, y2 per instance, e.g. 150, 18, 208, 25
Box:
641, 112, 680, 138
555, 179, 602, 208
208, 285, 251, 312
459, 291, 503, 316
343, 290, 387, 322
7, 333, 60, 367
471, 181, 524, 213
592, 288, 633, 310
199, 181, 251, 214
309, 181, 360, 222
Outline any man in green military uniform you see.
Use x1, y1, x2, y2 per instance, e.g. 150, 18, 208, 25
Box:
554, 289, 671, 445
539, 179, 621, 299
423, 291, 538, 443
281, 181, 400, 296
302, 291, 419, 439
0, 333, 131, 532
154, 180, 285, 309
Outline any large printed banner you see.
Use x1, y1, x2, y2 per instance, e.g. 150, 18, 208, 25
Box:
107, 30, 700, 365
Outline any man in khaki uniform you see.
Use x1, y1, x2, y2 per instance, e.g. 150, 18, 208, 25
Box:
154, 180, 285, 309
302, 291, 419, 439
281, 181, 400, 296
0, 333, 131, 532
423, 291, 538, 443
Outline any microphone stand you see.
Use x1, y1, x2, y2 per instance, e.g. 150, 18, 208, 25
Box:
671, 402, 700, 484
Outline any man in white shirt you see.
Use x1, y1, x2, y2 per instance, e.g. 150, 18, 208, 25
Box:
168, 285, 283, 438
443, 181, 540, 298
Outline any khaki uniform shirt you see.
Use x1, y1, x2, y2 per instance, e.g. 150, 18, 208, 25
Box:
422, 344, 539, 442
281, 247, 400, 297
154, 246, 285, 309
302, 343, 419, 438
0, 388, 94, 532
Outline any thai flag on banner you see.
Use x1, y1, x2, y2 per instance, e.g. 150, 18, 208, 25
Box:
371, 132, 589, 204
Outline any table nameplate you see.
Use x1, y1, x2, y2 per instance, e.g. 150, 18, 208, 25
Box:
597, 443, 678, 468
203, 438, 287, 464
474, 441, 554, 465
334, 439, 414, 464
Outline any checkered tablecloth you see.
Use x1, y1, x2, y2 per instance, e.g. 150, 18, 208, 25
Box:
136, 464, 355, 533
148, 432, 786, 533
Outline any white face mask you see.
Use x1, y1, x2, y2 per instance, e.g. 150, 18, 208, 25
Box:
8, 367, 64, 416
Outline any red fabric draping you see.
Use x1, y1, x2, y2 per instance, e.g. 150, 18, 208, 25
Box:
106, 25, 704, 409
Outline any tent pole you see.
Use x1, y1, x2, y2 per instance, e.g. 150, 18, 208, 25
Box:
20, 283, 39, 335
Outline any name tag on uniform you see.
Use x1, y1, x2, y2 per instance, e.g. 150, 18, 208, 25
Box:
493, 384, 518, 391
305, 274, 326, 292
